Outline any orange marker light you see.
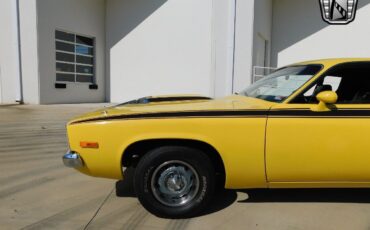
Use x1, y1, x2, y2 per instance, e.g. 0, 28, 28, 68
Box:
80, 141, 99, 149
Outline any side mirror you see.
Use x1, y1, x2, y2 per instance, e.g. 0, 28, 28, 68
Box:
313, 91, 338, 112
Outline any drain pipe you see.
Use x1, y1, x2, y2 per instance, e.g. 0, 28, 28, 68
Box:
226, 0, 237, 94
13, 0, 24, 103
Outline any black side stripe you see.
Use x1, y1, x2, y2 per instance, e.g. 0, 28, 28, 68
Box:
71, 109, 370, 124
71, 110, 268, 124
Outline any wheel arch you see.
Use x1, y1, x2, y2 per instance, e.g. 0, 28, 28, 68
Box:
121, 138, 226, 180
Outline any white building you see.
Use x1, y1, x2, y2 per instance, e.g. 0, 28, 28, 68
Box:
1, 0, 370, 104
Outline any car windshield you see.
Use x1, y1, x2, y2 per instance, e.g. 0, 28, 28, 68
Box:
240, 65, 322, 102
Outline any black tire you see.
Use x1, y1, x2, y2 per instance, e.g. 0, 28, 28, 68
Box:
134, 146, 215, 218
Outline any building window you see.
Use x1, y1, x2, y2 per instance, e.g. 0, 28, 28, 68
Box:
55, 30, 95, 83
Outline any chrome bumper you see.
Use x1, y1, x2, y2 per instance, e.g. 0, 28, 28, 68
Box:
63, 151, 84, 168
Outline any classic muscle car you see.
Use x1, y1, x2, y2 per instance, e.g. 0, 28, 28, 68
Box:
63, 58, 370, 218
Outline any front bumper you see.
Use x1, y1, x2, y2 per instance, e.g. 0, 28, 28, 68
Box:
63, 151, 84, 168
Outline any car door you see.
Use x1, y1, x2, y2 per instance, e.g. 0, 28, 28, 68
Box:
266, 62, 370, 186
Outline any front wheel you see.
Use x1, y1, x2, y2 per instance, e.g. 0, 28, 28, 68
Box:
134, 146, 215, 218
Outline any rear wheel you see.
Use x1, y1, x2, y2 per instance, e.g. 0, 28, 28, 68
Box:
134, 146, 215, 218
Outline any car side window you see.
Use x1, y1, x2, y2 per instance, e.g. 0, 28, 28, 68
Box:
303, 76, 342, 97
292, 62, 370, 104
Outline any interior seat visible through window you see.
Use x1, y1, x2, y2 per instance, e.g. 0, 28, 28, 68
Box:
291, 62, 370, 104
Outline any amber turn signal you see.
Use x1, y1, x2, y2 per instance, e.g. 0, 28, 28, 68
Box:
80, 141, 99, 149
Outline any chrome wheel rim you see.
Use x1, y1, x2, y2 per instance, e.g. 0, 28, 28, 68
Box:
151, 160, 200, 207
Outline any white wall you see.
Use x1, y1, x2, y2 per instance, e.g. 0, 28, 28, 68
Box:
19, 0, 40, 104
37, 0, 106, 104
213, 0, 257, 97
0, 0, 20, 103
233, 0, 255, 92
253, 0, 272, 68
106, 0, 213, 102
212, 0, 234, 97
272, 0, 370, 67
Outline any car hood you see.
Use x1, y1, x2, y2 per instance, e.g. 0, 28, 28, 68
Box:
68, 94, 274, 124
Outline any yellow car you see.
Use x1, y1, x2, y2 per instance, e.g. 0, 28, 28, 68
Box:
63, 58, 370, 218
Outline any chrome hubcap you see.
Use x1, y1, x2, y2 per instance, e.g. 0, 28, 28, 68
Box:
151, 160, 199, 207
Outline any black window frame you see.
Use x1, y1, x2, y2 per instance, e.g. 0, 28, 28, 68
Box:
55, 30, 95, 84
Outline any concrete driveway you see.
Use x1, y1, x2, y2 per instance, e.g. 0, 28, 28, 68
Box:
1, 104, 370, 230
